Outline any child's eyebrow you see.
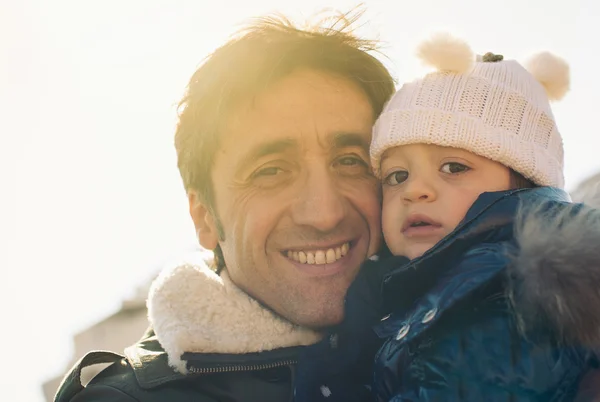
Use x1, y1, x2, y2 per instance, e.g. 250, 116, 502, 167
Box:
380, 150, 401, 165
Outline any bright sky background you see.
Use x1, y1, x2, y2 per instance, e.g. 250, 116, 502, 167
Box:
2, 0, 600, 400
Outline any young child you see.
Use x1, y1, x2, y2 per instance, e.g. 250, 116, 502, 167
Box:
296, 33, 600, 402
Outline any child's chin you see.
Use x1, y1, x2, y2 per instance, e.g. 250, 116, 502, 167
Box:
404, 244, 434, 260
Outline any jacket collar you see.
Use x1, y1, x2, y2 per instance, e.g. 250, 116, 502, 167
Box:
124, 327, 307, 389
143, 252, 322, 375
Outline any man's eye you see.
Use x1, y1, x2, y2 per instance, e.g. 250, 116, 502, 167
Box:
252, 166, 283, 178
440, 162, 470, 174
384, 170, 408, 186
336, 156, 368, 167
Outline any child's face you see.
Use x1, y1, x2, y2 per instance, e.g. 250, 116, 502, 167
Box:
380, 144, 511, 259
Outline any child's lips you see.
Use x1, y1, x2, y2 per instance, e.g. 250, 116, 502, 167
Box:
402, 213, 443, 238
402, 224, 444, 238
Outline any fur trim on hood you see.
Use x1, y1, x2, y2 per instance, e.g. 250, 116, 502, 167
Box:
147, 254, 322, 374
509, 201, 600, 349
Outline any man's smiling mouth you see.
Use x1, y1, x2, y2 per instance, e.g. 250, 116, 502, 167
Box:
284, 242, 350, 265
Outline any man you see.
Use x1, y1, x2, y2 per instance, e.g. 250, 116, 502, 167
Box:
54, 11, 395, 402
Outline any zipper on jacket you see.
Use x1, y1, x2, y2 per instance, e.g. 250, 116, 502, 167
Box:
288, 361, 297, 402
187, 359, 297, 374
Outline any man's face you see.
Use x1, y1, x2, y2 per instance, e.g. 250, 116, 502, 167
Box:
380, 144, 511, 259
196, 69, 381, 328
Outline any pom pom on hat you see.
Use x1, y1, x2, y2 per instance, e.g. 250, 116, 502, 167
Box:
416, 33, 474, 74
525, 52, 570, 101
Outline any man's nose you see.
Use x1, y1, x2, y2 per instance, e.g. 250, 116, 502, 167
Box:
291, 167, 346, 232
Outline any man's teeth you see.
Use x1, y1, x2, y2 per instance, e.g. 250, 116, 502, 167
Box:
286, 243, 350, 265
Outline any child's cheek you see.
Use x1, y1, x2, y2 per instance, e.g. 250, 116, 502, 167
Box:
382, 194, 405, 255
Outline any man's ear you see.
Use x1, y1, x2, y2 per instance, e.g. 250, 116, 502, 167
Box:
188, 192, 219, 250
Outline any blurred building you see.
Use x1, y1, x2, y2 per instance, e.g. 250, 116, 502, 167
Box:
571, 171, 600, 208
42, 281, 151, 402
42, 248, 210, 401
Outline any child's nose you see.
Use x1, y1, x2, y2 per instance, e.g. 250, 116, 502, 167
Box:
402, 177, 436, 203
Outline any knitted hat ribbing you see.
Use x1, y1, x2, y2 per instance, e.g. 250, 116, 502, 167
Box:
371, 33, 570, 188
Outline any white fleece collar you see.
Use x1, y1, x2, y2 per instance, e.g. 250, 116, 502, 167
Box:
147, 255, 323, 373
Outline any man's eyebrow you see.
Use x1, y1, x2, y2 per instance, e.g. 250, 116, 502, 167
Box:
238, 139, 297, 170
331, 132, 370, 152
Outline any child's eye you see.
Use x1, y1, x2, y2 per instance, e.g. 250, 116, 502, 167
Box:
384, 170, 409, 186
440, 162, 470, 174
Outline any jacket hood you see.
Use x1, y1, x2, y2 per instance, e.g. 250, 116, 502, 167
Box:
146, 252, 322, 374
509, 196, 600, 349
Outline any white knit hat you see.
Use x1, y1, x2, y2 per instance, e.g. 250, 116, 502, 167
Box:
371, 33, 570, 188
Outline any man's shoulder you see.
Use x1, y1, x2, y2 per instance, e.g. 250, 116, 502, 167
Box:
53, 327, 207, 402
69, 354, 143, 402
54, 327, 301, 402
55, 348, 218, 402
53, 350, 141, 402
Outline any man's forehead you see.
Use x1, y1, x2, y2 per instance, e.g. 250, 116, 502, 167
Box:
274, 131, 370, 150
217, 68, 374, 164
